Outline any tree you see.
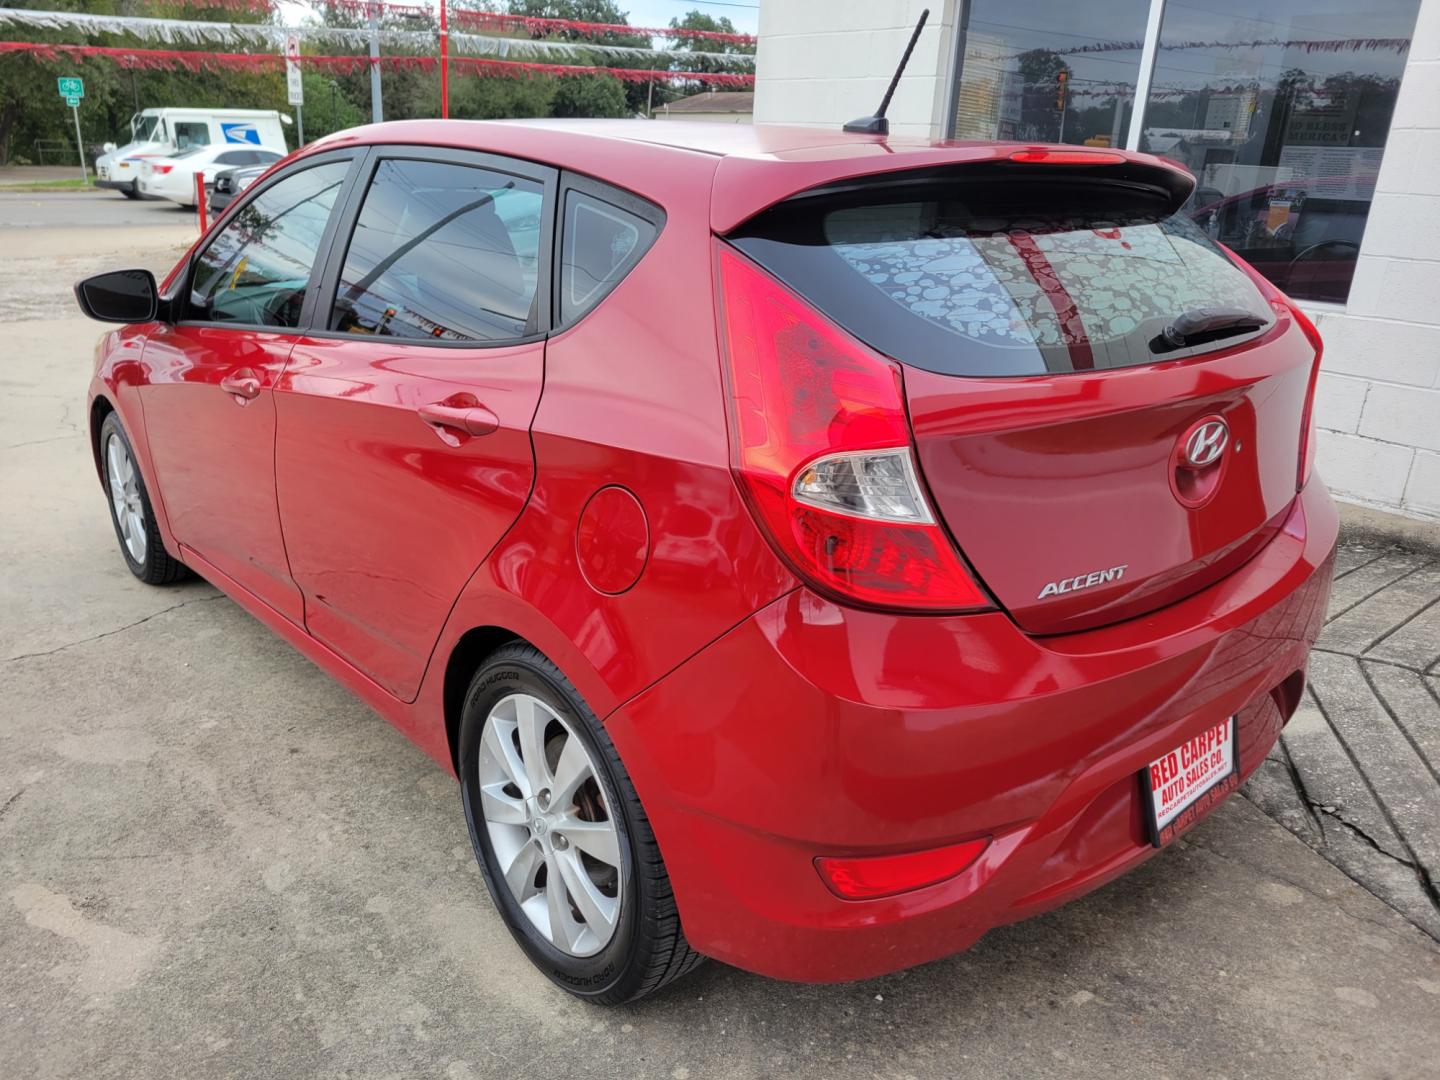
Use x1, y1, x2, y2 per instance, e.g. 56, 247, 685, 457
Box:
667, 10, 754, 56
550, 72, 626, 117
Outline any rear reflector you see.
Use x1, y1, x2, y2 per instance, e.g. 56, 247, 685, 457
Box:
1007, 149, 1126, 165
714, 244, 990, 612
816, 838, 991, 900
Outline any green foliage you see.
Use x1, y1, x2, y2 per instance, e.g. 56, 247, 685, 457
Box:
0, 0, 754, 162
450, 72, 557, 120
667, 10, 754, 56
549, 71, 626, 117
506, 0, 648, 47
298, 70, 368, 141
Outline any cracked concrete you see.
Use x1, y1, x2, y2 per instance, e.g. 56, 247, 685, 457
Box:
4, 192, 1440, 1080
1245, 540, 1440, 940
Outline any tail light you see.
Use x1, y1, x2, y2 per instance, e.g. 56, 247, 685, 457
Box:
1007, 148, 1125, 165
152, 164, 174, 175
714, 244, 990, 612
1223, 247, 1323, 491
1287, 301, 1324, 489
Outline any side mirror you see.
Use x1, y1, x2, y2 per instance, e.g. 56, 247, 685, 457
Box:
74, 269, 160, 324
103, 141, 117, 153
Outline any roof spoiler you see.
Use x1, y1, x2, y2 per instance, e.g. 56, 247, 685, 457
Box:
712, 148, 1196, 234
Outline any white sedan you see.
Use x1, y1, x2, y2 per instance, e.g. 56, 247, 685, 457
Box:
137, 144, 286, 207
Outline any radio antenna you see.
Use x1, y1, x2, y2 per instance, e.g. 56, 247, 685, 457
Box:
843, 8, 930, 136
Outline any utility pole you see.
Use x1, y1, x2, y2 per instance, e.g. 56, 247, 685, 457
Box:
439, 0, 449, 119
369, 2, 383, 123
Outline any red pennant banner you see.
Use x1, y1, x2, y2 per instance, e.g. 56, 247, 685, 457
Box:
322, 1, 755, 45
454, 10, 755, 46
0, 40, 756, 86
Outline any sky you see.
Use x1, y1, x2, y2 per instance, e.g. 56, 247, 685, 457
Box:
618, 0, 758, 35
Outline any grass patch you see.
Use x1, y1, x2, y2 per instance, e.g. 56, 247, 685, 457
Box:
0, 178, 98, 192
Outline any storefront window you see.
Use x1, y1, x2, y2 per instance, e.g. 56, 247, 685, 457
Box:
1140, 0, 1420, 303
949, 0, 1420, 306
952, 0, 1151, 147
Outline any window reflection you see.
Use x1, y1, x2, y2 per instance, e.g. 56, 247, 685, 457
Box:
1143, 0, 1420, 302
330, 159, 543, 343
189, 161, 348, 327
953, 0, 1150, 147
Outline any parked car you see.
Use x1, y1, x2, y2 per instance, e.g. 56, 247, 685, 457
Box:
74, 121, 1337, 1004
137, 144, 285, 207
208, 164, 269, 212
96, 107, 290, 199
1187, 180, 1367, 304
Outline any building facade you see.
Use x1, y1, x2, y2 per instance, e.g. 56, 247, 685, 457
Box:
754, 0, 1440, 527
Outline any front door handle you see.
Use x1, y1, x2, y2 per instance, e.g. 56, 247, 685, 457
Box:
418, 401, 499, 438
220, 369, 262, 401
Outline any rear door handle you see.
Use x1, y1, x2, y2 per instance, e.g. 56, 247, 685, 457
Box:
418, 401, 499, 438
220, 369, 262, 401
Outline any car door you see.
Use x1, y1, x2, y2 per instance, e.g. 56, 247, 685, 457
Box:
141, 151, 361, 623
274, 147, 554, 701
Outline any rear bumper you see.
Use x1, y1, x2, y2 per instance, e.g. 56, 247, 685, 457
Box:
96, 179, 134, 193
607, 478, 1338, 982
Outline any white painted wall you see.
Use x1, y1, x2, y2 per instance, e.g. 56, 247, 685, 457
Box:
753, 0, 958, 139
1300, 0, 1440, 523
753, 0, 1440, 524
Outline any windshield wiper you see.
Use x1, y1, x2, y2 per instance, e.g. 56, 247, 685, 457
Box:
1155, 306, 1267, 352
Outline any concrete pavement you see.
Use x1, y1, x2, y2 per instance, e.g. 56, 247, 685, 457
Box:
1246, 543, 1440, 939
2, 193, 1438, 1079
0, 190, 195, 230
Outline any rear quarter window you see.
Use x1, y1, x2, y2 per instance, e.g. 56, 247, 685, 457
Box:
555, 175, 663, 329
731, 171, 1273, 377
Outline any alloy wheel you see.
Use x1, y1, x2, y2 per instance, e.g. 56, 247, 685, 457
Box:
106, 432, 147, 565
477, 692, 623, 957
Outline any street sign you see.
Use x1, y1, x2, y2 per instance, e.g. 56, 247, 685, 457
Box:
284, 33, 304, 107
57, 77, 87, 182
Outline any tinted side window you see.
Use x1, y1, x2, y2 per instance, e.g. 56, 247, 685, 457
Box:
216, 150, 252, 166
559, 190, 657, 324
174, 122, 210, 150
330, 158, 543, 343
189, 160, 349, 328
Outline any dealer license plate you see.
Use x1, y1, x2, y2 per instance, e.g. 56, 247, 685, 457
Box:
1141, 716, 1239, 847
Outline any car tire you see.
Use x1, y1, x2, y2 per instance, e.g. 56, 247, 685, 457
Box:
121, 187, 141, 200
99, 412, 188, 586
459, 643, 704, 1004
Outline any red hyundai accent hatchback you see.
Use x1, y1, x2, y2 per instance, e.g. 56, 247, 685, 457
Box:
76, 120, 1336, 1003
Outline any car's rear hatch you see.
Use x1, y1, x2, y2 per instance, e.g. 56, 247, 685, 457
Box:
728, 152, 1317, 634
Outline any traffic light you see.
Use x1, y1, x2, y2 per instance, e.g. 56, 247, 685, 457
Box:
1056, 70, 1068, 110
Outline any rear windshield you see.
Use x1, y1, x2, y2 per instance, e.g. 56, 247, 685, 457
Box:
730, 173, 1274, 377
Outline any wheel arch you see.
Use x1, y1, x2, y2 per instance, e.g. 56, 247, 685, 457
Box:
89, 393, 116, 486
442, 625, 522, 772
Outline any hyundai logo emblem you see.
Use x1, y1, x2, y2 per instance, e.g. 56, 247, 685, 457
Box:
1183, 419, 1229, 468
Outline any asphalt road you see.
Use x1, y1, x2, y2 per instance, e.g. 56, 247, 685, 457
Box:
2, 195, 1439, 1080
0, 189, 195, 229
